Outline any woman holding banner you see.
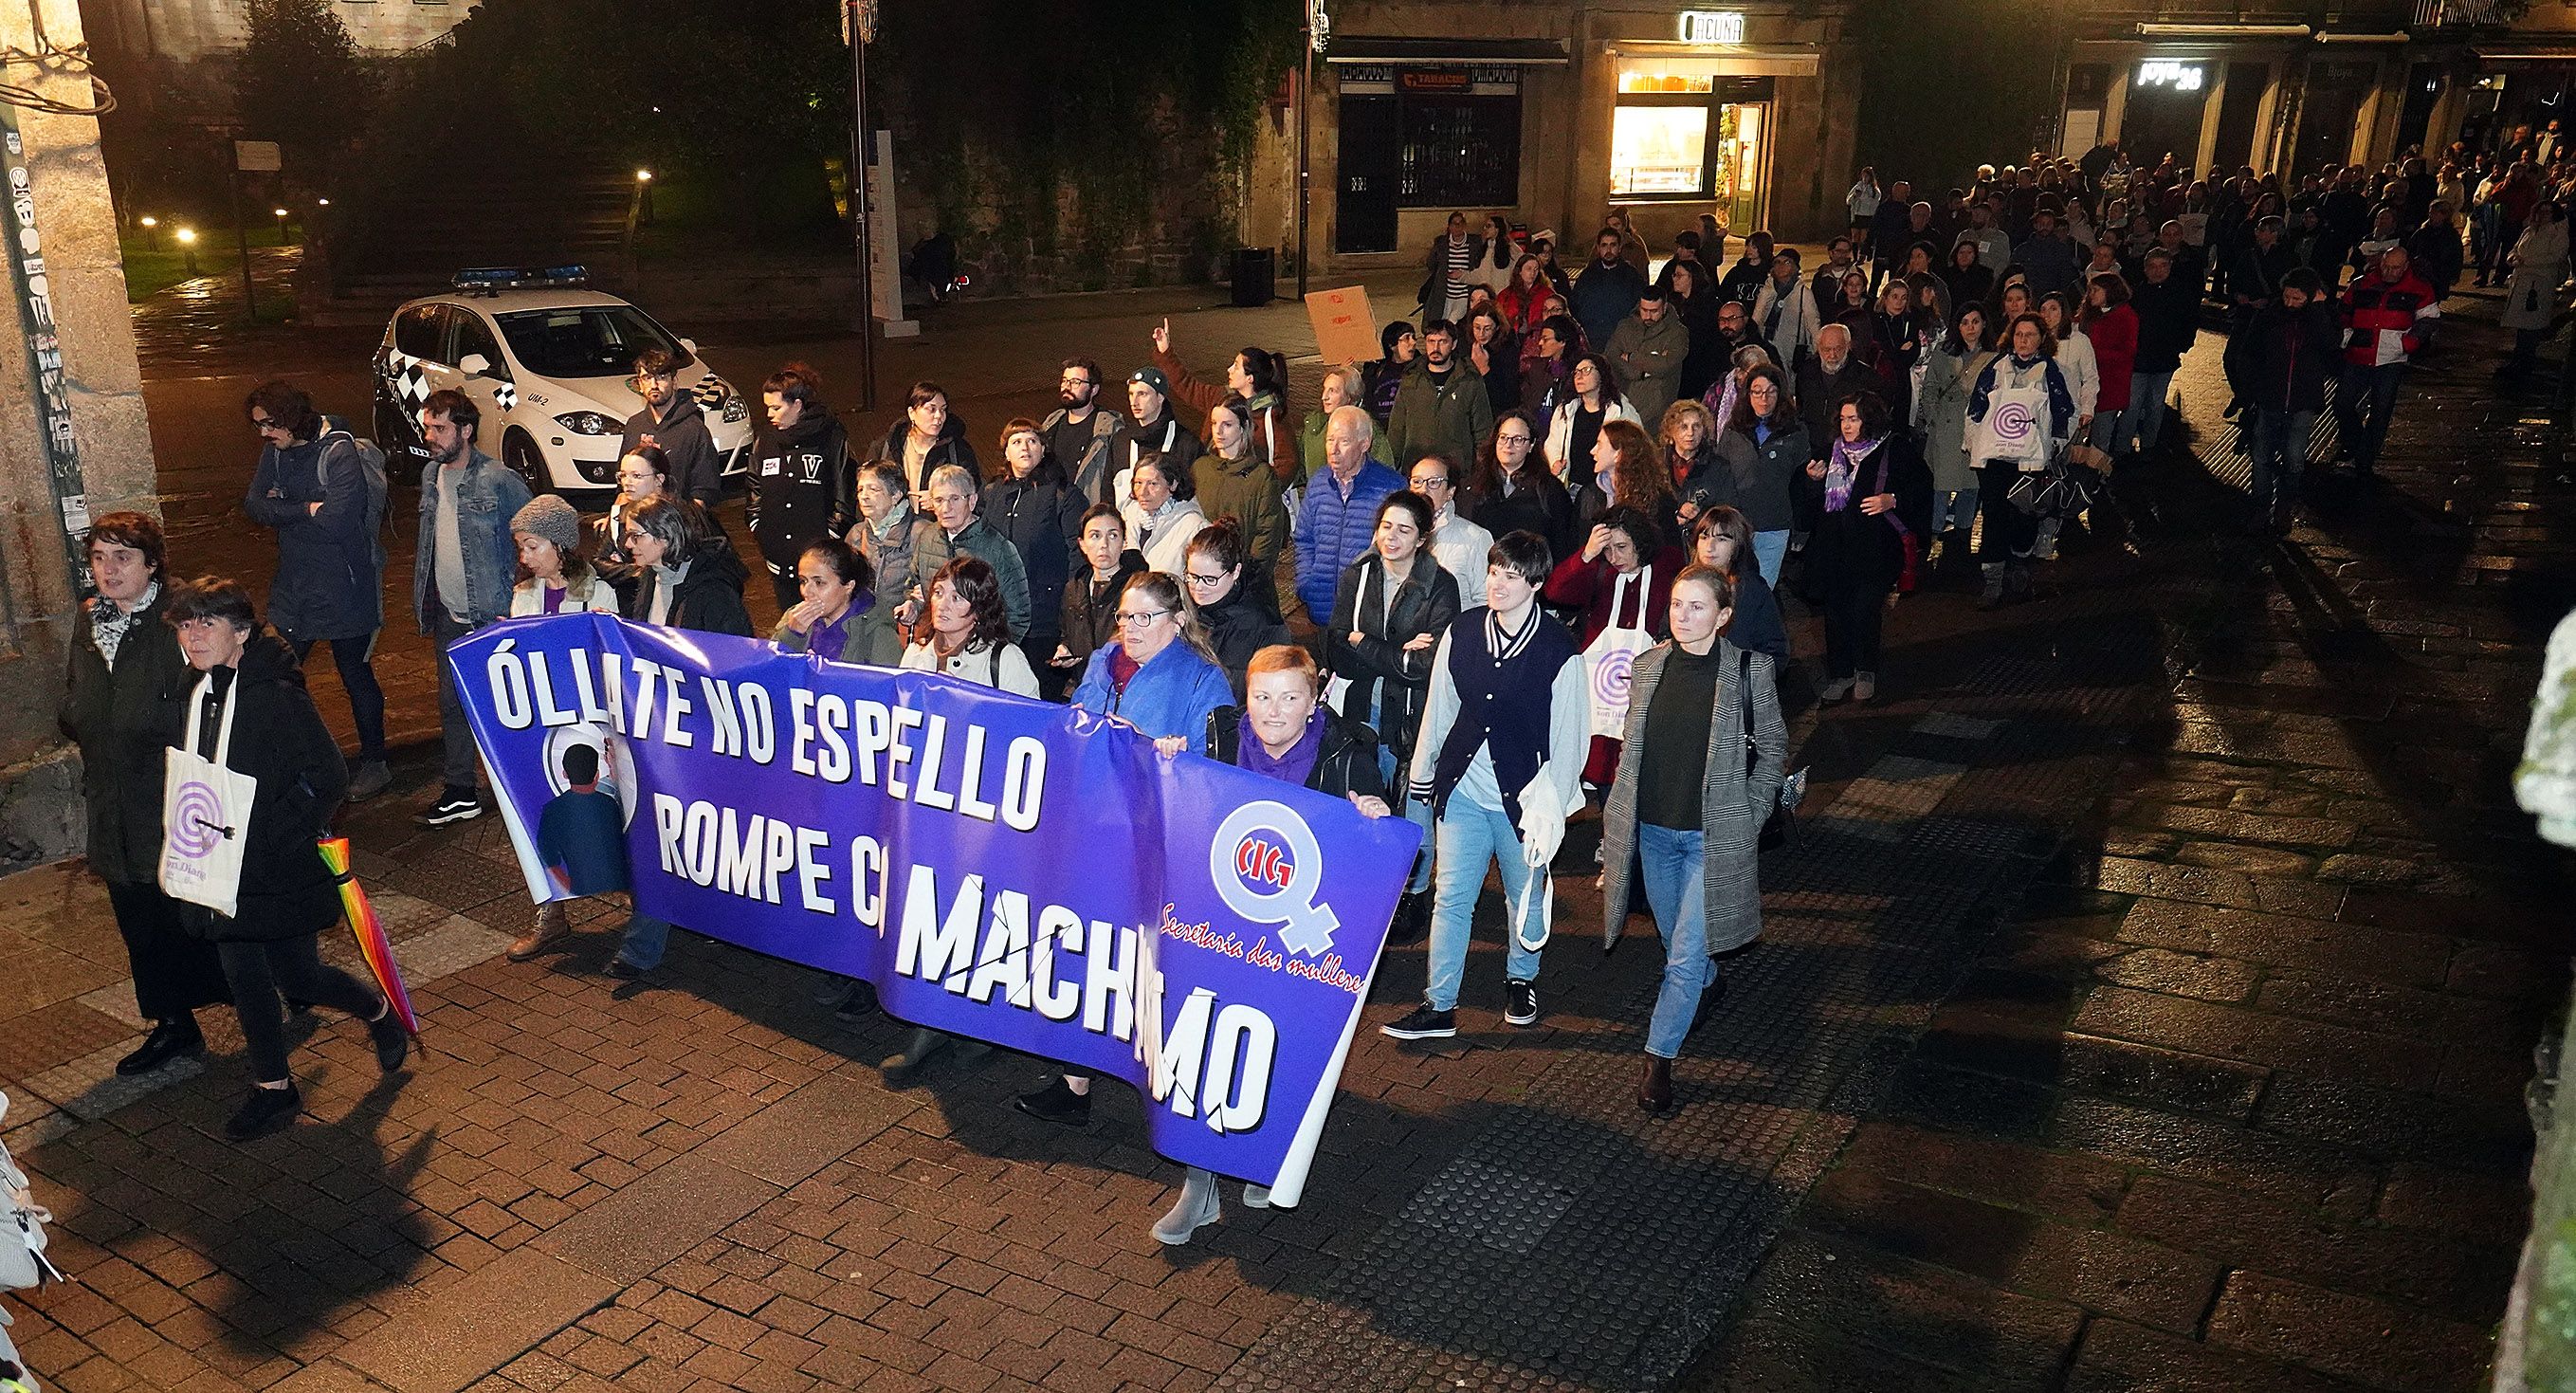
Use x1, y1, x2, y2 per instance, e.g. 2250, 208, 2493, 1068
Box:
880, 555, 1043, 1084
1150, 644, 1395, 1243
1598, 564, 1785, 1115
160, 577, 406, 1140
1017, 572, 1233, 1129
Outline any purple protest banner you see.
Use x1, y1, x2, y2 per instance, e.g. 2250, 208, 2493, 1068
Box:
447, 614, 1419, 1202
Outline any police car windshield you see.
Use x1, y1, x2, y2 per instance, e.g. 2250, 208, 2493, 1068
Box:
492, 306, 693, 380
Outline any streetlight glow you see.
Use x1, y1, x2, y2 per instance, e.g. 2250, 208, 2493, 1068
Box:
635, 169, 653, 182
138, 215, 156, 228
174, 227, 195, 245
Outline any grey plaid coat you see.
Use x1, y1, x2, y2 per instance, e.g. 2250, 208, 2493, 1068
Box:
1599, 637, 1787, 954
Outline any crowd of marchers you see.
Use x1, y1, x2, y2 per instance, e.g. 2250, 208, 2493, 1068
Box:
55, 124, 2570, 1252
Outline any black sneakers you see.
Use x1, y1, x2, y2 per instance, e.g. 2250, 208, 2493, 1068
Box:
115, 1018, 203, 1076
1379, 1003, 1457, 1040
415, 790, 484, 827
1504, 980, 1540, 1028
1014, 1077, 1092, 1127
367, 1008, 410, 1072
224, 1084, 301, 1141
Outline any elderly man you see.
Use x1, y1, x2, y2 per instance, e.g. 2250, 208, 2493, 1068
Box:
1293, 405, 1403, 621
1796, 323, 1873, 459
924, 464, 1031, 639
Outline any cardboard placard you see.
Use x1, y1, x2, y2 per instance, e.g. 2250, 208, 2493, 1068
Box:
1306, 286, 1381, 367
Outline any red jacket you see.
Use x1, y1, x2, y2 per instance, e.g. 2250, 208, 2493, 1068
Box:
2340, 268, 2440, 368
2085, 303, 2139, 412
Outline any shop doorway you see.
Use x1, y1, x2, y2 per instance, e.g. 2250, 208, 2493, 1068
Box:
1337, 94, 1400, 253
2293, 61, 2379, 174
2211, 63, 2270, 174
2122, 60, 2214, 171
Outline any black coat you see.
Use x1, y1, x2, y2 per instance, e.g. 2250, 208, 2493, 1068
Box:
2247, 299, 2344, 413
173, 633, 349, 942
746, 414, 854, 575
622, 394, 725, 509
1198, 588, 1291, 700
874, 417, 980, 495
1803, 436, 1934, 594
60, 588, 192, 885
2129, 275, 2202, 374
1325, 553, 1462, 759
1206, 707, 1390, 803
982, 473, 1087, 643
1058, 551, 1146, 672
1471, 471, 1577, 566
630, 538, 756, 637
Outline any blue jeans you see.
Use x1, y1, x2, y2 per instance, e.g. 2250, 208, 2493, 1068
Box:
614, 913, 677, 970
1425, 798, 1545, 1011
1375, 740, 1434, 894
2248, 408, 2316, 516
2128, 370, 2176, 454
1930, 488, 1980, 535
2332, 361, 2405, 470
1636, 825, 1712, 1058
1751, 530, 1789, 587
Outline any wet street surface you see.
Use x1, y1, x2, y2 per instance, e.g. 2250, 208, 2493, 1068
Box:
0, 274, 2564, 1392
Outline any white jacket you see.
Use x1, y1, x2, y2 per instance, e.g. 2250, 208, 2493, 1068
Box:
1544, 397, 1644, 481
1752, 277, 1825, 361
509, 572, 618, 617
899, 636, 1042, 698
1121, 497, 1207, 577
2053, 328, 2100, 419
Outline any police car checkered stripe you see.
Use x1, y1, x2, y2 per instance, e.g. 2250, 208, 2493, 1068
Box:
381, 346, 433, 415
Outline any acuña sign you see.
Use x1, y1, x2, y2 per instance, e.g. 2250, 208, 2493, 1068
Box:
1678, 10, 1746, 45
2136, 60, 2206, 92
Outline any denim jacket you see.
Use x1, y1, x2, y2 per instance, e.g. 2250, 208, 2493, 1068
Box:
412, 449, 533, 632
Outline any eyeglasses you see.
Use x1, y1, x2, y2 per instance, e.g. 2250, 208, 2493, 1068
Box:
1060, 376, 1093, 387
1412, 476, 1451, 490
250, 415, 280, 432
1116, 609, 1172, 628
1497, 433, 1534, 446
1183, 573, 1228, 588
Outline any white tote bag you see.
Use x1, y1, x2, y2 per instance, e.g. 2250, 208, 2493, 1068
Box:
158, 673, 257, 920
1582, 565, 1655, 740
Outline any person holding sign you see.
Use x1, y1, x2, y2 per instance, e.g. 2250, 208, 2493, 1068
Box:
1381, 532, 1589, 1039
1018, 572, 1233, 1127
1599, 565, 1786, 1115
1152, 644, 1395, 1244
159, 578, 406, 1140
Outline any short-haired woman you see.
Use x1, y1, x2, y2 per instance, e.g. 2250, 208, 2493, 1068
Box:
61, 512, 229, 1077
1153, 643, 1394, 1244
161, 577, 407, 1139
1599, 563, 1785, 1113
624, 497, 754, 637
985, 418, 1088, 697
848, 459, 928, 665
1801, 391, 1931, 704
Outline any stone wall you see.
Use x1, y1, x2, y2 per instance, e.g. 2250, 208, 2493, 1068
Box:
77, 0, 466, 62
0, 0, 161, 871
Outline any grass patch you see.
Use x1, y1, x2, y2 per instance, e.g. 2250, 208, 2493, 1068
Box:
120, 230, 296, 302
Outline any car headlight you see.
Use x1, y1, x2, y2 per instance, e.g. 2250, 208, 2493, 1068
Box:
556, 411, 621, 435
720, 394, 747, 424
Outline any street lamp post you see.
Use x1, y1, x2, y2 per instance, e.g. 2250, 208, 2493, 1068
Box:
273, 207, 290, 246
138, 214, 158, 251
844, 0, 879, 412
175, 226, 197, 275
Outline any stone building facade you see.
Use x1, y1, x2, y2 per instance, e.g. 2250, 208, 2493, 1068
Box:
0, 0, 162, 869
1256, 1, 1862, 280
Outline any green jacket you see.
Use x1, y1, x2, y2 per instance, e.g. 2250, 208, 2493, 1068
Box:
1384, 362, 1494, 476
1192, 449, 1290, 575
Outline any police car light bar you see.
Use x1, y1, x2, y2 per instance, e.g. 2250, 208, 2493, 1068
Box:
452, 265, 592, 295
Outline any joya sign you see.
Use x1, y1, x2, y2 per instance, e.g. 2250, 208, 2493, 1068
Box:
2135, 60, 2206, 92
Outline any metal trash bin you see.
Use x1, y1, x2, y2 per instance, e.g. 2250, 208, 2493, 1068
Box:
1231, 247, 1276, 307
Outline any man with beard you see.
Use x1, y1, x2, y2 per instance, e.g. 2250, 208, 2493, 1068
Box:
619, 347, 723, 510
1388, 319, 1495, 482
745, 363, 853, 610
1039, 357, 1124, 505
411, 390, 531, 826
1796, 324, 1872, 462
1110, 367, 1204, 504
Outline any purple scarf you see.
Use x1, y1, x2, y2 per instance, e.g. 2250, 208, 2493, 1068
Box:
1237, 708, 1327, 789
1825, 433, 1884, 514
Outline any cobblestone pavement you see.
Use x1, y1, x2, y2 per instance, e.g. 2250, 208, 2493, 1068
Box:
0, 286, 2562, 1392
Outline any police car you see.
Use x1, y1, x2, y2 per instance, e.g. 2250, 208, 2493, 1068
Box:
372, 266, 752, 492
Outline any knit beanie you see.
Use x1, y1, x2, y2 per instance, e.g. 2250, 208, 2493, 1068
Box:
512, 495, 581, 555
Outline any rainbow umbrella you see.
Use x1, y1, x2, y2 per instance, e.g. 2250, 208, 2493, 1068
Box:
320, 836, 418, 1036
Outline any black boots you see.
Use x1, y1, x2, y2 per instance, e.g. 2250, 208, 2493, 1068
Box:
116, 1017, 204, 1076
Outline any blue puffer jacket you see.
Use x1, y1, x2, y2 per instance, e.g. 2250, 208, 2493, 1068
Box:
1293, 458, 1402, 618
1070, 640, 1233, 756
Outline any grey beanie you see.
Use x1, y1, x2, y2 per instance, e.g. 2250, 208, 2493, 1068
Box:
512, 495, 581, 555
